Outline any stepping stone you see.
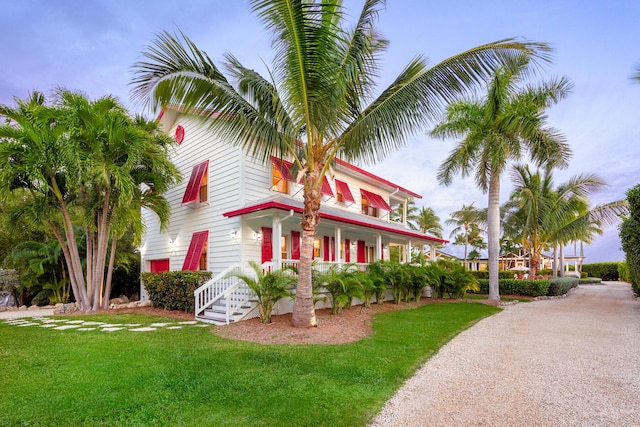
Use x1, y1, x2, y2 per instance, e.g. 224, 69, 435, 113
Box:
77, 328, 97, 331
178, 321, 197, 325
17, 323, 38, 327
65, 320, 86, 324
39, 324, 57, 328
150, 323, 171, 327
82, 321, 106, 326
102, 327, 124, 332
166, 326, 183, 330
130, 327, 156, 332
54, 325, 81, 330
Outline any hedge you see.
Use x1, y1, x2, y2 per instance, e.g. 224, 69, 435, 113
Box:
140, 271, 212, 312
470, 270, 518, 280
581, 262, 621, 281
476, 278, 550, 297
547, 277, 579, 296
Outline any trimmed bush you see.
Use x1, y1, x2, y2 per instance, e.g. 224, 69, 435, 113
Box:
476, 278, 550, 297
469, 270, 515, 280
617, 262, 629, 282
582, 262, 621, 281
579, 278, 602, 285
140, 271, 212, 312
547, 277, 579, 296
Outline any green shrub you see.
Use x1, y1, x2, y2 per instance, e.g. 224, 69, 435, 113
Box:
582, 262, 621, 281
547, 277, 579, 296
476, 278, 550, 297
140, 271, 212, 312
317, 264, 364, 314
426, 260, 479, 299
469, 270, 515, 280
579, 278, 602, 284
617, 262, 629, 282
580, 271, 588, 279
230, 261, 296, 323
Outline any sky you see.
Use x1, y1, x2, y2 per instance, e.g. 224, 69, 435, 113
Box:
1, 0, 638, 263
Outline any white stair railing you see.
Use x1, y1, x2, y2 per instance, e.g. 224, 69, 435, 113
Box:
195, 264, 245, 318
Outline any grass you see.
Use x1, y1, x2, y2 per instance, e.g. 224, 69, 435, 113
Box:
464, 294, 532, 302
0, 303, 499, 427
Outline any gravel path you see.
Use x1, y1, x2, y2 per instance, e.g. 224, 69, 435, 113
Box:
370, 282, 640, 427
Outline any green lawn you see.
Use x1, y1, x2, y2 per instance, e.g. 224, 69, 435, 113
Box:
0, 303, 499, 427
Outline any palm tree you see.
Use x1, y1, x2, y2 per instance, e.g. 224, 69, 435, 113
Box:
431, 56, 572, 300
130, 0, 552, 327
0, 91, 179, 311
391, 199, 420, 230
506, 164, 627, 277
417, 206, 443, 237
446, 203, 484, 265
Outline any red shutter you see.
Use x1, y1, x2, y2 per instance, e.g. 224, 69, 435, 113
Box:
335, 179, 355, 203
381, 243, 384, 261
291, 231, 300, 260
345, 239, 350, 262
360, 189, 392, 211
321, 176, 334, 197
182, 160, 209, 204
323, 236, 330, 261
182, 231, 209, 271
271, 157, 294, 182
357, 240, 366, 263
261, 227, 273, 264
150, 259, 170, 272
331, 237, 336, 261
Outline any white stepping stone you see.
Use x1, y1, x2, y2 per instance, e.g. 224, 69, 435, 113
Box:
130, 327, 156, 332
77, 328, 97, 331
150, 323, 171, 327
166, 326, 183, 330
65, 320, 86, 324
82, 321, 106, 326
102, 327, 124, 332
17, 323, 38, 327
178, 321, 197, 325
54, 325, 81, 330
39, 324, 57, 328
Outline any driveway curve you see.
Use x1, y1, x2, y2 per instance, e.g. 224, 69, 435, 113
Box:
370, 282, 640, 426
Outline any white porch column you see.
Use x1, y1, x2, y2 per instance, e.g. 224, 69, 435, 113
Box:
272, 216, 281, 269
407, 240, 412, 264
430, 244, 436, 262
376, 234, 382, 261
335, 226, 342, 263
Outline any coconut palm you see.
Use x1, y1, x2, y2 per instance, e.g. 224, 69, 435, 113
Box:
417, 206, 443, 237
431, 56, 572, 300
446, 203, 484, 265
506, 164, 627, 277
392, 199, 420, 230
130, 0, 552, 326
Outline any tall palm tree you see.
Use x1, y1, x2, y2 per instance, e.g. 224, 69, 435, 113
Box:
391, 199, 420, 230
506, 164, 627, 277
431, 56, 572, 300
130, 0, 552, 327
417, 206, 443, 237
446, 203, 484, 265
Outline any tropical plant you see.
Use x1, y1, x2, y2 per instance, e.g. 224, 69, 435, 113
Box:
417, 206, 444, 237
446, 203, 485, 264
0, 91, 179, 311
431, 56, 573, 300
316, 264, 363, 314
231, 261, 296, 323
405, 264, 427, 302
391, 199, 420, 230
425, 259, 478, 299
130, 0, 551, 326
366, 261, 388, 305
620, 184, 640, 294
506, 164, 627, 277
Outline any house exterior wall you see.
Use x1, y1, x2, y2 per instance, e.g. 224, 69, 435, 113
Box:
141, 111, 440, 299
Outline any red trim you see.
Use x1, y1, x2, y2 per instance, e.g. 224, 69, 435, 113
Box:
321, 177, 334, 197
291, 231, 300, 260
360, 189, 392, 211
182, 231, 208, 271
335, 179, 355, 203
335, 158, 422, 199
331, 237, 336, 261
261, 227, 273, 263
182, 160, 209, 204
223, 201, 448, 243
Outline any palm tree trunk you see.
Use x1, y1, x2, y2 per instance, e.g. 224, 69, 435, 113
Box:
101, 236, 118, 309
487, 172, 501, 301
559, 245, 565, 277
292, 173, 321, 328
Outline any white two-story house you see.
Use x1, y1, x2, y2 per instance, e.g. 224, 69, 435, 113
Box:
140, 108, 447, 323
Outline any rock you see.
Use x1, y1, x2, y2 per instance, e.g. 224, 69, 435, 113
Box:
53, 303, 78, 314
18, 305, 27, 311
28, 305, 40, 311
109, 297, 126, 305
138, 301, 153, 308
118, 295, 130, 303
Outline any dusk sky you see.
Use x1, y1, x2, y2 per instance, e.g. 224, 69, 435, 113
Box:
1, 1, 638, 263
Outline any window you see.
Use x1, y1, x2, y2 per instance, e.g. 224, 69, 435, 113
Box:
335, 179, 354, 203
199, 240, 208, 271
361, 196, 378, 217
281, 236, 287, 260
198, 171, 208, 202
271, 162, 289, 194
313, 238, 321, 259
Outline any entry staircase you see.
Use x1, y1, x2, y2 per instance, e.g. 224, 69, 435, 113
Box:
194, 263, 259, 325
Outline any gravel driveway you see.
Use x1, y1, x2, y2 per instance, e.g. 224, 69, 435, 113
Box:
370, 282, 640, 426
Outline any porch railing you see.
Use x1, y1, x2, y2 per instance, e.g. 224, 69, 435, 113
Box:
195, 263, 252, 323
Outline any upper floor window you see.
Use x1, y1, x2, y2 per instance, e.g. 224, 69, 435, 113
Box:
361, 196, 379, 217
182, 160, 209, 205
271, 162, 289, 194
